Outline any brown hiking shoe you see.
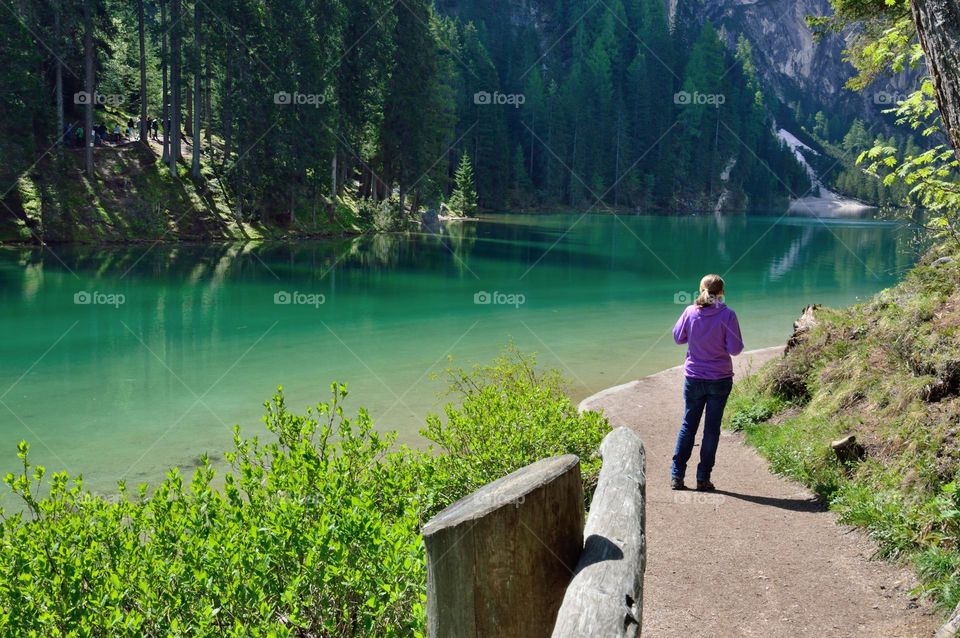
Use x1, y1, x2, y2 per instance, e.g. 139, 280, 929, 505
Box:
671, 477, 687, 491
696, 480, 715, 492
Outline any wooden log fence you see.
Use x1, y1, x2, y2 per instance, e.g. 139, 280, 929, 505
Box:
552, 427, 647, 637
422, 426, 647, 637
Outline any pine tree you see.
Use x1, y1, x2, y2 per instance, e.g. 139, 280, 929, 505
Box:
676, 22, 727, 193
512, 143, 533, 203
448, 153, 478, 216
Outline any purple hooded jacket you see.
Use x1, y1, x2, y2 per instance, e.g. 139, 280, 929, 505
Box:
673, 302, 744, 380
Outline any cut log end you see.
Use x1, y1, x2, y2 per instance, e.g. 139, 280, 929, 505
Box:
424, 454, 585, 638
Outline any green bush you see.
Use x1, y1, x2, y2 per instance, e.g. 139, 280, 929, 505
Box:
727, 395, 786, 432
423, 347, 610, 510
0, 350, 609, 636
355, 198, 408, 233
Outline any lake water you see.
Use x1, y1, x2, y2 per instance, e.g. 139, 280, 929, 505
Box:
0, 212, 920, 498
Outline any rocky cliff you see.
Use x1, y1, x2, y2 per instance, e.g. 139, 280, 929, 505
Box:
687, 0, 919, 123
442, 0, 918, 127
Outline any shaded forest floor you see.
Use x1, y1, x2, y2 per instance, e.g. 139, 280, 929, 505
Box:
0, 133, 352, 244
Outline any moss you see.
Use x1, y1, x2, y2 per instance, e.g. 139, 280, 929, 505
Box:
725, 251, 960, 609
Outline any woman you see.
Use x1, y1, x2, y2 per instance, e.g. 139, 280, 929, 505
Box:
671, 274, 744, 492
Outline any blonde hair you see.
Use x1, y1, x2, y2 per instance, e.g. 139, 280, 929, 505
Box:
695, 274, 725, 307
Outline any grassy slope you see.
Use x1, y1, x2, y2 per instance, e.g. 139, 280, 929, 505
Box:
1, 135, 356, 244
726, 247, 960, 609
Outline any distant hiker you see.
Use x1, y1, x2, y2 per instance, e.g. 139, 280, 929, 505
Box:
151, 118, 159, 140
670, 274, 744, 492
113, 124, 121, 143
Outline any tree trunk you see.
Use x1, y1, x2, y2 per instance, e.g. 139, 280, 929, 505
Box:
137, 0, 147, 144
529, 111, 535, 187
83, 0, 94, 178
204, 49, 212, 147
170, 0, 181, 174
191, 0, 201, 179
912, 0, 960, 156
54, 0, 63, 152
331, 152, 338, 202
185, 82, 192, 143
410, 190, 420, 216
161, 0, 169, 164
289, 183, 295, 224
614, 107, 622, 206
223, 49, 232, 167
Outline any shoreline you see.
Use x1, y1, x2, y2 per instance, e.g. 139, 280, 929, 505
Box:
2, 207, 903, 247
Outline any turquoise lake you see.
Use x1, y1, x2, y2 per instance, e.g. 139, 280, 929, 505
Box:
0, 212, 920, 498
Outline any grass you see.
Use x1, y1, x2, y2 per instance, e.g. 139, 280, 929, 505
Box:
724, 246, 960, 610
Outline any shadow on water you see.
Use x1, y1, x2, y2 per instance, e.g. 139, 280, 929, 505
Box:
714, 489, 825, 513
0, 211, 924, 289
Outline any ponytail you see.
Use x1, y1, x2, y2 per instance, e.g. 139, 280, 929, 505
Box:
695, 274, 725, 307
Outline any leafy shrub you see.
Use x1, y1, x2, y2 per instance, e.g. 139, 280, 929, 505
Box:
2, 389, 426, 637
355, 198, 408, 233
727, 395, 786, 432
0, 350, 608, 636
423, 347, 610, 510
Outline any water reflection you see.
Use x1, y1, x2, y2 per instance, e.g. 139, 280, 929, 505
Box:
0, 213, 923, 499
1, 214, 922, 294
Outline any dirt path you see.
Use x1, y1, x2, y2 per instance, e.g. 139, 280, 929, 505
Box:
580, 347, 941, 638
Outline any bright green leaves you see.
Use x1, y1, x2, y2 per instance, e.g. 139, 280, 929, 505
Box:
857, 80, 960, 248
0, 349, 607, 636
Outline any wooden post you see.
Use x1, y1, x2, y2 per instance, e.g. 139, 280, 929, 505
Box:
552, 427, 647, 638
936, 601, 960, 638
423, 455, 584, 638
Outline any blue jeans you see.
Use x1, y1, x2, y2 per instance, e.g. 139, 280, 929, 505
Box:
671, 376, 733, 483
